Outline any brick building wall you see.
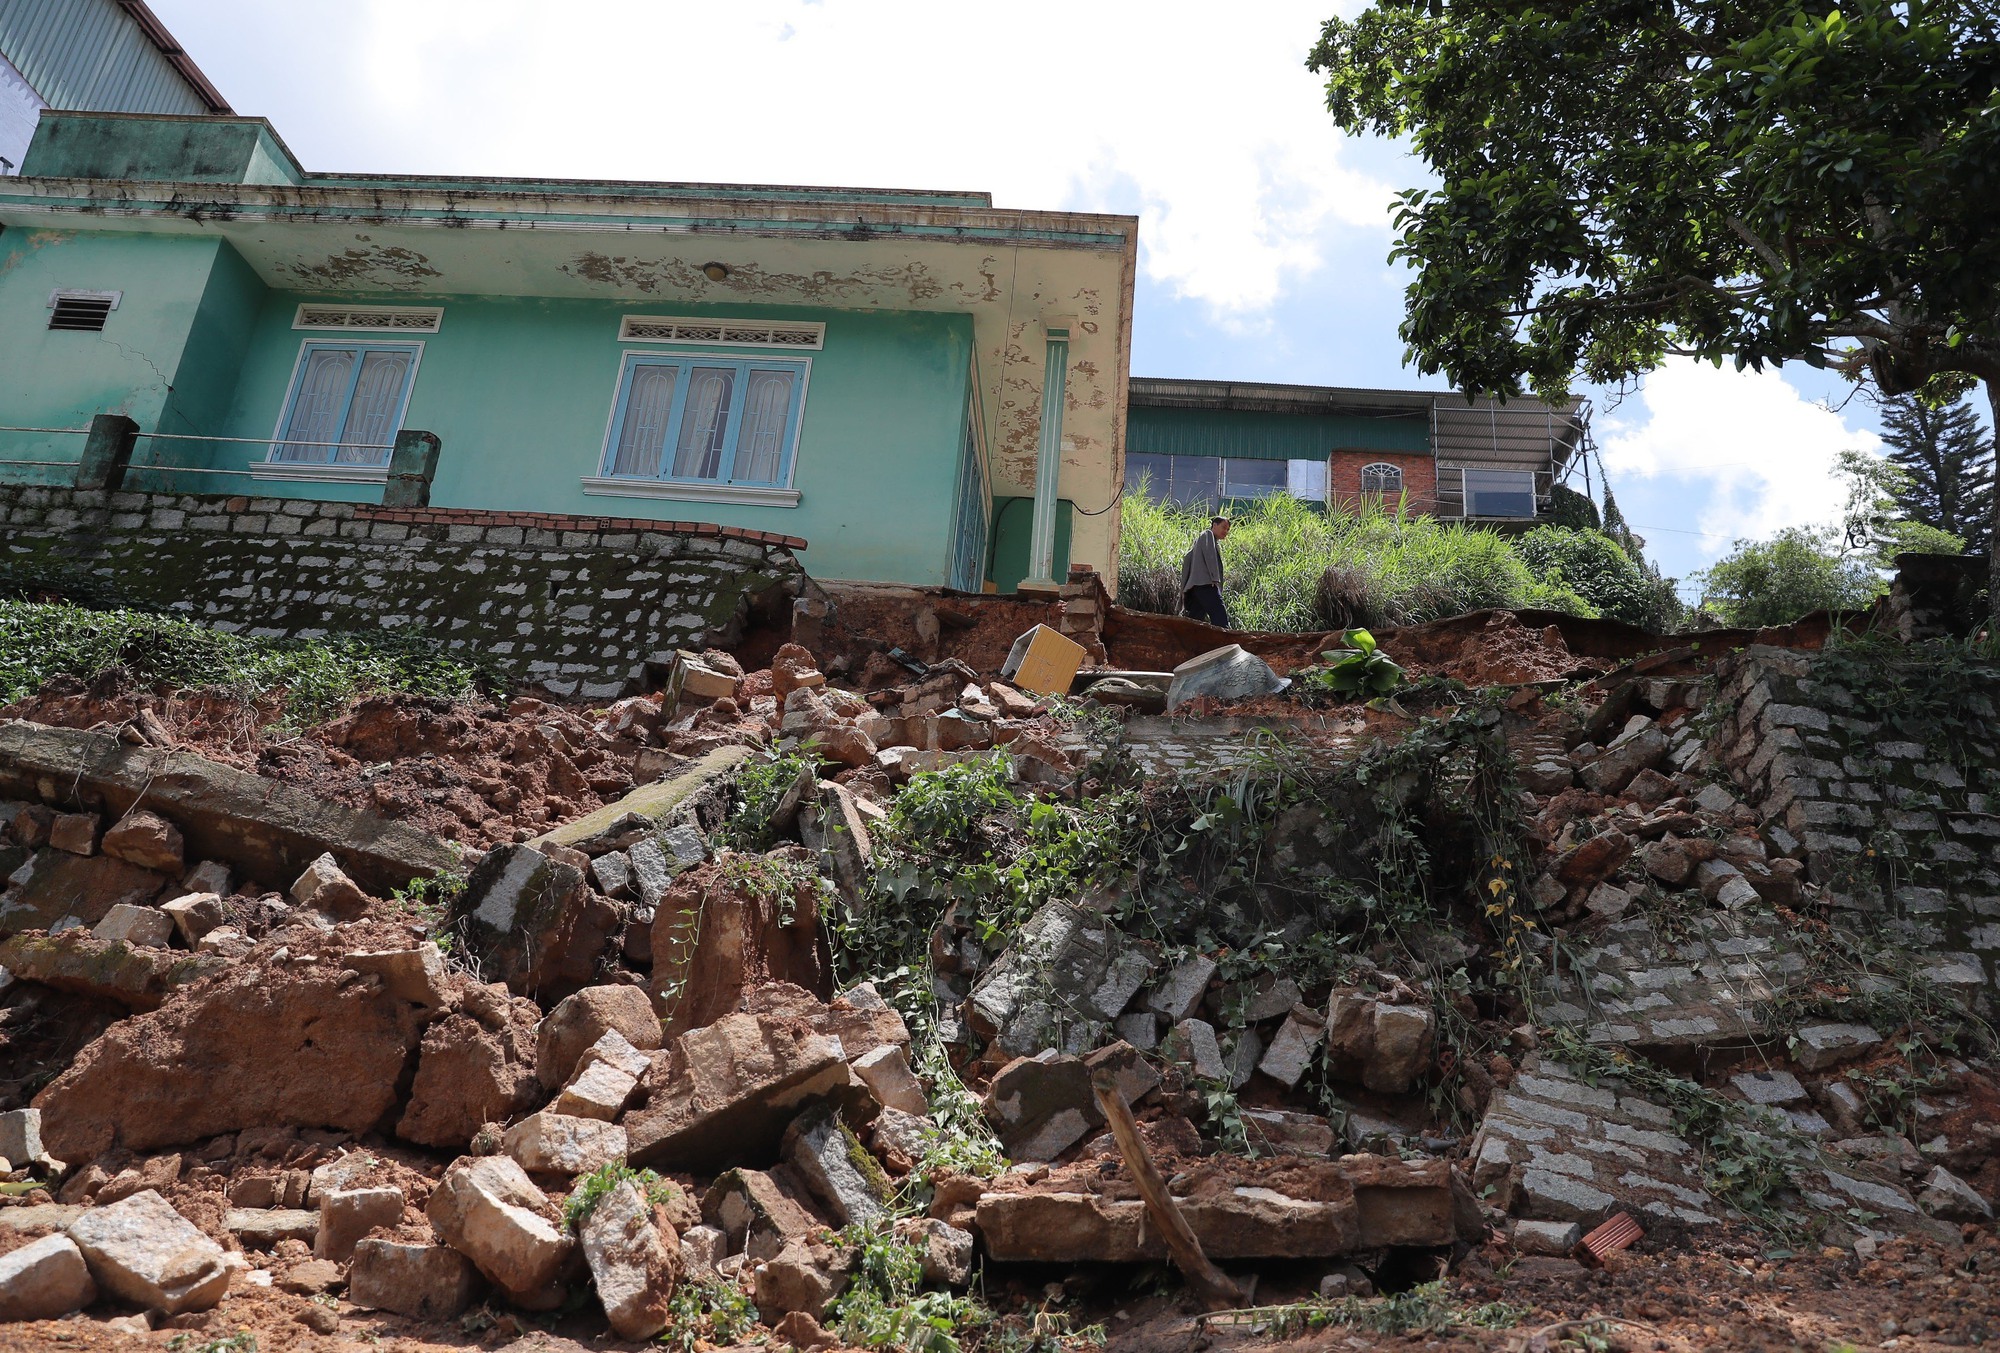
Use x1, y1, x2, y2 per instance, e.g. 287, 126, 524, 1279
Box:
0, 488, 807, 698
1327, 451, 1438, 514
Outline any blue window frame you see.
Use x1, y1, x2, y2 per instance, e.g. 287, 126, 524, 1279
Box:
600, 353, 808, 487
269, 340, 422, 466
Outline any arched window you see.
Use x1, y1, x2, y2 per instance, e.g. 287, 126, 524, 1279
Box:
1359, 462, 1404, 497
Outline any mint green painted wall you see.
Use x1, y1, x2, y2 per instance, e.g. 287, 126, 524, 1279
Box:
0, 228, 223, 478
205, 296, 975, 584
989, 497, 1074, 595
21, 114, 301, 184
153, 241, 265, 455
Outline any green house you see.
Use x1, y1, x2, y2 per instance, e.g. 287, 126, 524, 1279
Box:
0, 111, 1136, 592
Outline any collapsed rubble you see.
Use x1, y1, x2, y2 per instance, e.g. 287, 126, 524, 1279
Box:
0, 587, 1995, 1349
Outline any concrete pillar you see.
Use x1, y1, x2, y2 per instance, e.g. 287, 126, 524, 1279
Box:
1023, 326, 1070, 591
74, 414, 138, 492
382, 430, 441, 508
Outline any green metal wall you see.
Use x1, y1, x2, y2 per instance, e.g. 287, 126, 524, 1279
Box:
0, 0, 211, 115
1128, 403, 1429, 461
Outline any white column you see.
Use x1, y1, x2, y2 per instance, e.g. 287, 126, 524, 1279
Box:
1023, 325, 1069, 590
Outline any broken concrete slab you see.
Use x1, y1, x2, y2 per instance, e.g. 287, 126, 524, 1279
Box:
623, 1010, 850, 1173
426, 1155, 575, 1309
65, 1189, 230, 1315
0, 721, 454, 896
0, 1233, 96, 1322
532, 745, 750, 851
348, 1239, 480, 1320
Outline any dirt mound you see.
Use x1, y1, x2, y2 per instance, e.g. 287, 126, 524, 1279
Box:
1380, 608, 1595, 685
34, 943, 440, 1161
0, 686, 646, 849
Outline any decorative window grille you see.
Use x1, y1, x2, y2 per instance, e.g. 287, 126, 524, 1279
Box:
47, 290, 120, 332
293, 305, 444, 333
618, 316, 825, 349
1360, 462, 1405, 496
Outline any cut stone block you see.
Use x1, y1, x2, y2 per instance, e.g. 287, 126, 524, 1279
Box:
700, 1168, 822, 1263
1162, 1019, 1226, 1081
1793, 1022, 1883, 1071
967, 900, 1151, 1058
348, 1239, 479, 1320
555, 1059, 639, 1121
93, 903, 173, 947
102, 810, 184, 874
426, 1155, 574, 1308
160, 892, 226, 944
1258, 1005, 1326, 1088
1512, 1219, 1581, 1256
65, 1189, 229, 1315
0, 1233, 96, 1321
504, 1112, 628, 1177
0, 1109, 42, 1165
624, 1011, 848, 1173
226, 1209, 319, 1249
316, 1185, 406, 1263
851, 1044, 928, 1116
1918, 1166, 1993, 1222
291, 851, 368, 919
1729, 1069, 1807, 1106
783, 1103, 892, 1226
1145, 955, 1217, 1022
581, 1177, 682, 1340
342, 945, 450, 1012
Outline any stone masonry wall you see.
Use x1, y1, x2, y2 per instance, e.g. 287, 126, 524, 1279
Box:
0, 488, 808, 698
1712, 645, 2000, 1010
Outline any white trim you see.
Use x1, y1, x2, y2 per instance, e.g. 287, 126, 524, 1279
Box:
249, 462, 391, 484
581, 476, 801, 508
46, 288, 121, 309
293, 304, 444, 333
265, 337, 427, 467
617, 315, 824, 349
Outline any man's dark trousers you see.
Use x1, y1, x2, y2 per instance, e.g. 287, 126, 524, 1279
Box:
1183, 584, 1229, 628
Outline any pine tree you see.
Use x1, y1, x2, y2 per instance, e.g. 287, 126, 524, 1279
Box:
1878, 395, 1995, 558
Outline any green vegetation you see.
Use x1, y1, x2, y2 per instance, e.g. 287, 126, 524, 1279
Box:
662, 1277, 759, 1353
1293, 627, 1404, 703
1695, 527, 1885, 628
1878, 392, 1994, 559
0, 599, 492, 724
1309, 4, 2000, 624
1514, 524, 1683, 630
1206, 1283, 1523, 1338
560, 1163, 680, 1232
721, 747, 817, 851
832, 1224, 977, 1353
1118, 491, 1614, 632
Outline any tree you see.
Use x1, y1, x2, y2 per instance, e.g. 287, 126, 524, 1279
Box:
1697, 526, 1885, 627
1514, 526, 1685, 630
1309, 3, 2000, 623
1836, 447, 1967, 566
1876, 392, 1995, 556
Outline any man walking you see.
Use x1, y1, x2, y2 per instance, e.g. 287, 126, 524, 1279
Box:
1179, 515, 1231, 627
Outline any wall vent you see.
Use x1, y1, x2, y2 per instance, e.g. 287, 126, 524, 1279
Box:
47, 291, 120, 332
619, 316, 825, 349
293, 305, 444, 333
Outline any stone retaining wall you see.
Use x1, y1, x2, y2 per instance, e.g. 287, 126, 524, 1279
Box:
0, 488, 807, 698
1712, 645, 2000, 1009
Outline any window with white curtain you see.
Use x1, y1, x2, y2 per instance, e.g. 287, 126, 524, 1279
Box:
599, 353, 807, 491
269, 341, 422, 467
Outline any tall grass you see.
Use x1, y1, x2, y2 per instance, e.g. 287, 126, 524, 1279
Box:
1117, 491, 1596, 632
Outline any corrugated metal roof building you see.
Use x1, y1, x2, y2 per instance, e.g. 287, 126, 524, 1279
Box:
0, 0, 227, 172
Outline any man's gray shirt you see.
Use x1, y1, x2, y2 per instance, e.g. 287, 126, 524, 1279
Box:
1180, 529, 1224, 593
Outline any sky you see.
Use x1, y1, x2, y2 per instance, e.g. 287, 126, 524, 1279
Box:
146, 0, 1908, 590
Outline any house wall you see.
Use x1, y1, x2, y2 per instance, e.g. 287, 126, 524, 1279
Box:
1328, 451, 1438, 515
0, 227, 227, 468
0, 228, 981, 587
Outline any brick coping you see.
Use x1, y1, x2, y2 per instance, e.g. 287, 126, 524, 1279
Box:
352, 504, 806, 550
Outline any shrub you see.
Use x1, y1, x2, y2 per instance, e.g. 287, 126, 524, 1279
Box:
1515, 526, 1684, 630
1116, 491, 1598, 631
0, 600, 492, 724
1696, 526, 1885, 627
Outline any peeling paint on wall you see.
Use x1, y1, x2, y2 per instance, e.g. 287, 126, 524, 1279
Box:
287, 241, 442, 289
560, 252, 946, 304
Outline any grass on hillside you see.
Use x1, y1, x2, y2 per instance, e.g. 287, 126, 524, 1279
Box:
1119, 488, 1600, 631
0, 599, 495, 725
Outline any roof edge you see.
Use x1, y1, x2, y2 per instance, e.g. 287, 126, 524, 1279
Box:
112, 1, 232, 114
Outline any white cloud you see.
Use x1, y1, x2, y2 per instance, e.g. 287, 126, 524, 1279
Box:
326, 0, 1394, 314
1598, 358, 1880, 555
